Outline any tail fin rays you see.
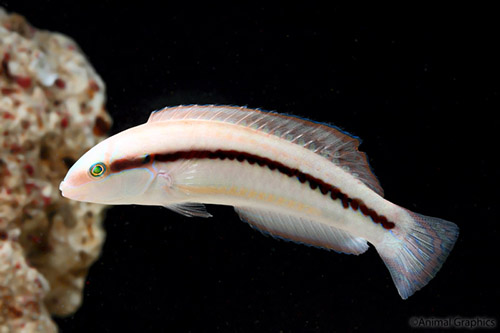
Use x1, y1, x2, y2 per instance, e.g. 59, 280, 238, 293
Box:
376, 210, 459, 299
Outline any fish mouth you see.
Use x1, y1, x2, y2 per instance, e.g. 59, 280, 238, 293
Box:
59, 180, 69, 198
59, 180, 82, 200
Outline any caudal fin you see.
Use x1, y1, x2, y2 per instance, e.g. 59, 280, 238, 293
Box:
375, 210, 459, 299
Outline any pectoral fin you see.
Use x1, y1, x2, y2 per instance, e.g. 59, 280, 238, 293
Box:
165, 202, 212, 218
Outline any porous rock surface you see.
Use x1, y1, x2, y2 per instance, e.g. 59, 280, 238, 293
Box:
0, 7, 111, 332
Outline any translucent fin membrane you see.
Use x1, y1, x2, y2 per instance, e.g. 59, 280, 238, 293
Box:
376, 210, 459, 299
235, 207, 369, 255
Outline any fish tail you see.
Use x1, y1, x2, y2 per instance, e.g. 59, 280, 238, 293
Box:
375, 209, 459, 299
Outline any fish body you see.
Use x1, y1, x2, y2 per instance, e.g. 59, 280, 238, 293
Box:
60, 105, 459, 299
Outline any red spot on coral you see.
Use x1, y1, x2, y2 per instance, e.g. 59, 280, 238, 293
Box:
24, 164, 34, 176
1, 87, 17, 95
25, 182, 37, 194
89, 80, 100, 91
55, 78, 66, 89
2, 111, 15, 119
61, 116, 69, 128
42, 196, 51, 206
7, 306, 23, 318
15, 76, 32, 89
10, 143, 22, 153
34, 278, 43, 289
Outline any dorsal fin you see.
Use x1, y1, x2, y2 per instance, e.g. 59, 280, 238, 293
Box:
148, 105, 384, 196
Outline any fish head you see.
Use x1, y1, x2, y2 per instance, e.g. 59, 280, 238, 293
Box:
59, 127, 156, 204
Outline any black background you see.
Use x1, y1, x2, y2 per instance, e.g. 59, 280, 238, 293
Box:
1, 2, 498, 332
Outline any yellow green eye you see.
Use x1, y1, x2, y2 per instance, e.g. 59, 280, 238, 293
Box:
89, 162, 106, 177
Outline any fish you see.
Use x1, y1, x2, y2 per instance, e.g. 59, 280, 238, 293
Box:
59, 105, 459, 299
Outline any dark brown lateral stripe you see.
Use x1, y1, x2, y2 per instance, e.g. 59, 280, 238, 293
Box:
110, 150, 395, 229
110, 153, 151, 172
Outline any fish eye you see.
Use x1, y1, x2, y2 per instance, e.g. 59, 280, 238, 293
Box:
89, 162, 106, 177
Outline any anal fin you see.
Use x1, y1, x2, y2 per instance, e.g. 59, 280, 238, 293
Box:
234, 207, 368, 255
